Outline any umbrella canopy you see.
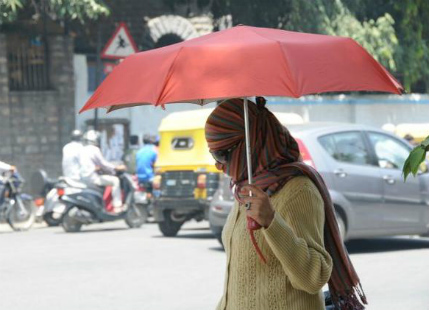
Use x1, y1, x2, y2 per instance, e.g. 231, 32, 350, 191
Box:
80, 25, 402, 113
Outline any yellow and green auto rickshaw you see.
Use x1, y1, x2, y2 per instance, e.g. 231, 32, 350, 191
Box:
153, 108, 304, 237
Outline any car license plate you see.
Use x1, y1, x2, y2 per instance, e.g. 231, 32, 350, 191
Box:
166, 180, 177, 186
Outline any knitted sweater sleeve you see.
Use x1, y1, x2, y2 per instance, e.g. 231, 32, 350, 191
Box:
262, 182, 333, 294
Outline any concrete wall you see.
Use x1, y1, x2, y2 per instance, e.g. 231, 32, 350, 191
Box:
266, 95, 429, 128
0, 34, 75, 189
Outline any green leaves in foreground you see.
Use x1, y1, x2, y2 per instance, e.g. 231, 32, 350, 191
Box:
403, 135, 429, 181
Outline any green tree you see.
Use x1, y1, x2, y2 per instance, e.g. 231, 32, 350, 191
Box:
0, 0, 109, 25
213, 0, 398, 74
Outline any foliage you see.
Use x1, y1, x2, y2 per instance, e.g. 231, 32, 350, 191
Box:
393, 0, 429, 92
213, 0, 398, 75
322, 0, 397, 70
0, 0, 110, 25
403, 136, 429, 180
0, 0, 23, 23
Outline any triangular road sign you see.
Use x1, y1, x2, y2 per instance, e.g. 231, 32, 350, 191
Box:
101, 22, 138, 59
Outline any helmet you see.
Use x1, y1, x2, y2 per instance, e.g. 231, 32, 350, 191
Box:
83, 130, 101, 146
71, 129, 83, 141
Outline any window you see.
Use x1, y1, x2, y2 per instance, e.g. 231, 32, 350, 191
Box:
368, 132, 410, 169
319, 131, 371, 165
7, 35, 50, 91
171, 137, 194, 150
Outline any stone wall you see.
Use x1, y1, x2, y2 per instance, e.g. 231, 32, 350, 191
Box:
0, 34, 75, 192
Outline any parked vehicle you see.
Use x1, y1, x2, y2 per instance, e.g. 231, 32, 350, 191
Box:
209, 123, 429, 244
31, 170, 61, 225
153, 109, 304, 237
59, 171, 148, 232
0, 171, 36, 231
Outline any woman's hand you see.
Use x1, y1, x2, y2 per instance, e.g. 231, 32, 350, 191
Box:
241, 185, 275, 228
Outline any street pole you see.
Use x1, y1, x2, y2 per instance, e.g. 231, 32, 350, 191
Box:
94, 23, 102, 131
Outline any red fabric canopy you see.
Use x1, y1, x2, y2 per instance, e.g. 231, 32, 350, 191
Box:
80, 25, 402, 113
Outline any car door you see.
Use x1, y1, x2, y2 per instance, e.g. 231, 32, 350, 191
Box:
318, 131, 384, 231
366, 131, 425, 231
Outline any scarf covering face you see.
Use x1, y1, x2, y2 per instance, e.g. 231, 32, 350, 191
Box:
205, 98, 367, 310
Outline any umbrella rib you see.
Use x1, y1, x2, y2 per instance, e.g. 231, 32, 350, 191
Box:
155, 46, 185, 107
350, 39, 403, 94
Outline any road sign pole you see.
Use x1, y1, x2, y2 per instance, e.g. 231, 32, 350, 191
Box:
94, 23, 102, 131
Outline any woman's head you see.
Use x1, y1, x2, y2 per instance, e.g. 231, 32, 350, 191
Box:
205, 98, 300, 182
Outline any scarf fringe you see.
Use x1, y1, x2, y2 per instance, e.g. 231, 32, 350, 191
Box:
332, 286, 367, 310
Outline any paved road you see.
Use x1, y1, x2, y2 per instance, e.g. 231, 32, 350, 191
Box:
0, 221, 428, 310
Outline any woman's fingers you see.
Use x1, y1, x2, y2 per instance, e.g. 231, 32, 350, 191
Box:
241, 196, 262, 204
241, 184, 265, 197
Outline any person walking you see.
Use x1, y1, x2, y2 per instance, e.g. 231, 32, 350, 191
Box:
205, 98, 366, 310
62, 130, 84, 179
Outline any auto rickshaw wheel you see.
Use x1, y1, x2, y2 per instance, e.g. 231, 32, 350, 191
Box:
158, 210, 184, 237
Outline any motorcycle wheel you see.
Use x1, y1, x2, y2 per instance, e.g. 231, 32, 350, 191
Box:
62, 207, 83, 233
125, 204, 148, 229
43, 212, 61, 227
158, 210, 184, 237
7, 197, 36, 231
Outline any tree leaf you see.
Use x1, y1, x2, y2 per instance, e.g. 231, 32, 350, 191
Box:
403, 146, 426, 181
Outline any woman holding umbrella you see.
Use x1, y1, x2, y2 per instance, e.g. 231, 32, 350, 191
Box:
79, 25, 402, 310
206, 97, 366, 310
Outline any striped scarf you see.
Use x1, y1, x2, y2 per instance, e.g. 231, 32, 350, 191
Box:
205, 98, 367, 310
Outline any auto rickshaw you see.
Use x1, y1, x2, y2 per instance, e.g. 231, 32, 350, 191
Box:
394, 123, 429, 144
153, 108, 304, 237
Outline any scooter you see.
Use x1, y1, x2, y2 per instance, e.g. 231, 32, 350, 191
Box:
59, 170, 148, 233
32, 170, 80, 226
0, 171, 36, 231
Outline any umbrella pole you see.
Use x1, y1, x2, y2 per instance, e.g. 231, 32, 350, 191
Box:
243, 97, 253, 186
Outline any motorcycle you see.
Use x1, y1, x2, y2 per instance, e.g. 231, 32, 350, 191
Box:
59, 170, 148, 233
0, 171, 36, 231
134, 179, 154, 220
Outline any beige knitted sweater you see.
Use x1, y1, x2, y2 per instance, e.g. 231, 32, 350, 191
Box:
216, 176, 333, 310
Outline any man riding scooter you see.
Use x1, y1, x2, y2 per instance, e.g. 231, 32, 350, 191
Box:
79, 130, 126, 214
62, 130, 84, 180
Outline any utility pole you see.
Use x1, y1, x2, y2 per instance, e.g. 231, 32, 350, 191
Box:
94, 23, 102, 130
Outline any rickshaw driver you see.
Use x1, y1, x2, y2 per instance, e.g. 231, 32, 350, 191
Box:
136, 134, 158, 193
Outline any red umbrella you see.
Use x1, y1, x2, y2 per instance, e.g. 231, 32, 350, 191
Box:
80, 25, 402, 113
80, 24, 403, 219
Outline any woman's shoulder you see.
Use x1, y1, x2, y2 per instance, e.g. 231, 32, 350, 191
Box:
277, 175, 321, 202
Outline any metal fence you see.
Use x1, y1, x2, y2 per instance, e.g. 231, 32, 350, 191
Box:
7, 37, 50, 91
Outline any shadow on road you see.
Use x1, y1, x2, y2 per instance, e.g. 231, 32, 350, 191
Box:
181, 227, 211, 231
152, 232, 215, 239
55, 227, 129, 234
346, 237, 429, 254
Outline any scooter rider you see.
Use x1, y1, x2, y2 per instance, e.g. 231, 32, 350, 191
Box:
79, 130, 126, 214
62, 129, 84, 180
0, 161, 15, 174
0, 161, 16, 205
